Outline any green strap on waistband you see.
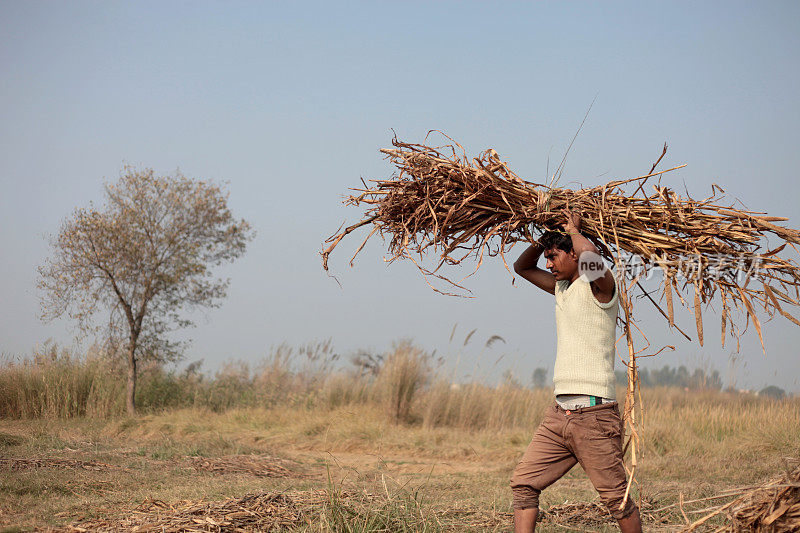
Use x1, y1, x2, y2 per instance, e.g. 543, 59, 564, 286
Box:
590, 396, 598, 406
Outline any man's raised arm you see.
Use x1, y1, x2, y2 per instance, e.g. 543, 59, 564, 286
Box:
562, 209, 616, 304
513, 240, 556, 294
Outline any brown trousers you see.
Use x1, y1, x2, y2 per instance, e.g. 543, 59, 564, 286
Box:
509, 402, 636, 520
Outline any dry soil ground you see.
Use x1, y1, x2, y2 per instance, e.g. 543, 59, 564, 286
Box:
1, 401, 797, 531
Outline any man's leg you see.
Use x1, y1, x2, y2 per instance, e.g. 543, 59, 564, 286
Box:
510, 406, 577, 532
513, 508, 538, 533
617, 507, 642, 533
570, 406, 641, 532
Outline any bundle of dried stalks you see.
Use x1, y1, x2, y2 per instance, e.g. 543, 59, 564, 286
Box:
323, 135, 800, 350
322, 134, 800, 511
685, 463, 800, 532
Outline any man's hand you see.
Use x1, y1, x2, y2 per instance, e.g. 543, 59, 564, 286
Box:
559, 208, 616, 304
562, 208, 581, 234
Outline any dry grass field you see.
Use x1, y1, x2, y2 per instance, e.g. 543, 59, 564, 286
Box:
1, 344, 798, 531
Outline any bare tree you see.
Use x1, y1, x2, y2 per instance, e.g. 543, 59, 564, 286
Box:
38, 167, 254, 415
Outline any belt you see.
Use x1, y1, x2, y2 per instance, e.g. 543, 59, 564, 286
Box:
554, 401, 619, 416
556, 394, 614, 410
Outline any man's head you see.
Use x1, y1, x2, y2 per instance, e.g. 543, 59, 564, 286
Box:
540, 230, 578, 281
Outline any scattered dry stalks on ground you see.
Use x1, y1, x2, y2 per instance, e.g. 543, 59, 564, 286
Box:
0, 457, 123, 472
66, 491, 315, 532
64, 489, 511, 532
189, 454, 303, 479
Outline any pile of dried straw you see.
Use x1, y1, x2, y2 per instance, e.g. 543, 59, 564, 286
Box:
686, 463, 800, 532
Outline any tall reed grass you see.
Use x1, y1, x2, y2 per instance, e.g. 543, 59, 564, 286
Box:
0, 343, 123, 418
0, 340, 351, 418
1, 338, 796, 450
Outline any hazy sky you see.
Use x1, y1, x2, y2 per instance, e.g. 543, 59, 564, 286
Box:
2, 1, 799, 392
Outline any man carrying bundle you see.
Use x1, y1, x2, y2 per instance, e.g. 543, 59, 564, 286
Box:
510, 210, 642, 533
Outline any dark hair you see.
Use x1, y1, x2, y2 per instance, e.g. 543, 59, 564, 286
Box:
539, 230, 573, 253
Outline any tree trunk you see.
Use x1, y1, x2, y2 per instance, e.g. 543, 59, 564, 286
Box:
126, 338, 138, 416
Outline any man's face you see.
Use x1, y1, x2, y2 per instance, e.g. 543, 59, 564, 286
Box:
544, 246, 578, 281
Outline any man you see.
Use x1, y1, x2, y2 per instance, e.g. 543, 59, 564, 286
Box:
509, 209, 642, 533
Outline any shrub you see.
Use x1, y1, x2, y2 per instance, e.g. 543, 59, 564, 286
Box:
375, 341, 431, 423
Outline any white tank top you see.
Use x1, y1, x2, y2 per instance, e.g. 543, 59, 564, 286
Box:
552, 274, 619, 399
